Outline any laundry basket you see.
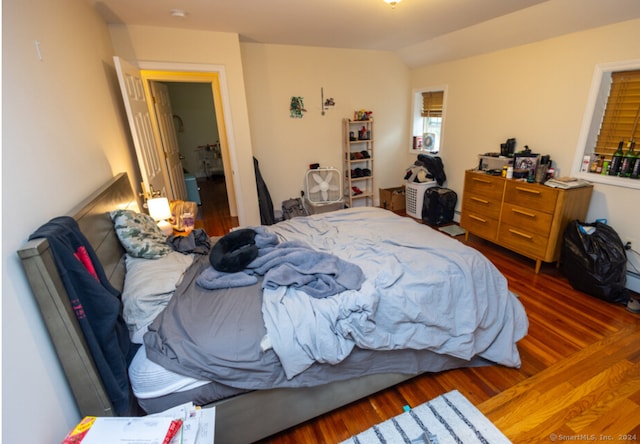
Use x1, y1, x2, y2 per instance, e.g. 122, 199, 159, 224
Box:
405, 181, 437, 219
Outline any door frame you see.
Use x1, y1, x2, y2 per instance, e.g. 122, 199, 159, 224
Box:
137, 61, 239, 217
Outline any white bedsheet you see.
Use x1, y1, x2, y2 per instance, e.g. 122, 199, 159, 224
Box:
263, 207, 528, 379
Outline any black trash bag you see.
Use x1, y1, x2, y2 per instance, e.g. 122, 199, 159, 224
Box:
561, 220, 629, 304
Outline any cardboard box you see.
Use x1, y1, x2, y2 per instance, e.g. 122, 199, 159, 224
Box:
379, 186, 406, 212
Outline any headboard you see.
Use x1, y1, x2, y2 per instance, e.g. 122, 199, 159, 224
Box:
17, 172, 138, 417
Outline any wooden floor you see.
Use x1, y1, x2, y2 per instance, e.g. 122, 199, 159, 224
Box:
197, 176, 239, 236
199, 195, 640, 443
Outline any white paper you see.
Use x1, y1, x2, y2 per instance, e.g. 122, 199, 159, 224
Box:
81, 416, 175, 443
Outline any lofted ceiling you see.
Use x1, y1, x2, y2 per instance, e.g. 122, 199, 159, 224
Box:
91, 0, 640, 68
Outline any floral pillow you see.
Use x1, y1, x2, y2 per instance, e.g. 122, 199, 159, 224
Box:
110, 209, 171, 259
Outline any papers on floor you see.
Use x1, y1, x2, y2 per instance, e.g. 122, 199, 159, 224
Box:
62, 403, 215, 444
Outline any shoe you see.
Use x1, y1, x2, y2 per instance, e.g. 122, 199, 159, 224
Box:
354, 168, 363, 177
627, 297, 640, 313
360, 150, 370, 159
362, 168, 371, 176
352, 186, 363, 195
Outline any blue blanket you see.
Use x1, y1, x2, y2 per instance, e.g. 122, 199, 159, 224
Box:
197, 230, 365, 298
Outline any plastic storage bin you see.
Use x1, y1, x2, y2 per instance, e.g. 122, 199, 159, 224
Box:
184, 173, 201, 205
405, 180, 437, 219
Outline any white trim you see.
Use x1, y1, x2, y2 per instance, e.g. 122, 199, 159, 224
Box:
572, 60, 640, 190
136, 60, 246, 222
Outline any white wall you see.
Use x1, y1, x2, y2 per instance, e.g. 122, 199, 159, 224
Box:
2, 1, 139, 442
411, 19, 640, 248
240, 43, 414, 207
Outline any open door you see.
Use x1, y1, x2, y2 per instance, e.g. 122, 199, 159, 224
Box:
113, 56, 167, 198
149, 81, 187, 200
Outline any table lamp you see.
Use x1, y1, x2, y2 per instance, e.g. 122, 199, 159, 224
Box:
147, 197, 173, 236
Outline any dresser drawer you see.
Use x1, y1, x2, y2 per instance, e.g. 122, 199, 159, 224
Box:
462, 192, 502, 220
498, 223, 548, 258
460, 211, 499, 241
464, 172, 504, 202
504, 181, 558, 213
501, 203, 553, 236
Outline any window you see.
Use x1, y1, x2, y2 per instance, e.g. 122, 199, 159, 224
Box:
573, 60, 640, 190
411, 87, 446, 154
594, 70, 640, 158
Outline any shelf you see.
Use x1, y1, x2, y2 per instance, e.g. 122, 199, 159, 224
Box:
344, 117, 374, 208
349, 176, 373, 182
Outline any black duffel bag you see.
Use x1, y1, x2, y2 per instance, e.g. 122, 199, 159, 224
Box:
422, 186, 457, 226
561, 220, 629, 303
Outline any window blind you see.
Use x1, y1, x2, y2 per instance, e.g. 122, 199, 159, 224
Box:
595, 69, 640, 157
421, 91, 444, 118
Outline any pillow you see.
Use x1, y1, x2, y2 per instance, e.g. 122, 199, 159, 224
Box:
110, 209, 172, 259
122, 252, 194, 343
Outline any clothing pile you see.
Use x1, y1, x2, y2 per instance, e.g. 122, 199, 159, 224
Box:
404, 154, 447, 186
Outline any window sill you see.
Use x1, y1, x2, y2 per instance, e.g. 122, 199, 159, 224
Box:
573, 171, 640, 190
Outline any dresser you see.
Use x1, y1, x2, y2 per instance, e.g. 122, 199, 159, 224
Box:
460, 170, 593, 273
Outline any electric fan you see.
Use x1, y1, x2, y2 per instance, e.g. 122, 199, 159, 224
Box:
305, 167, 342, 204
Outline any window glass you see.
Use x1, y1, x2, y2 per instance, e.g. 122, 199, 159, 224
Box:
411, 87, 446, 154
573, 61, 640, 190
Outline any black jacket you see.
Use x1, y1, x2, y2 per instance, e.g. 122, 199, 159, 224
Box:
30, 216, 137, 416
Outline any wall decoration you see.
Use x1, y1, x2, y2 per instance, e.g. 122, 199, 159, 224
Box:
321, 87, 335, 116
290, 96, 307, 118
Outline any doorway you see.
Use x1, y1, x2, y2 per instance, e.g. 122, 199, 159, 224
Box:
139, 69, 238, 219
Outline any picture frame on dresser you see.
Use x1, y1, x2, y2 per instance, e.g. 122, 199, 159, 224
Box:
513, 153, 540, 178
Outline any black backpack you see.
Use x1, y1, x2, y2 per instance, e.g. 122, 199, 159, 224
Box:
422, 187, 457, 226
282, 197, 308, 220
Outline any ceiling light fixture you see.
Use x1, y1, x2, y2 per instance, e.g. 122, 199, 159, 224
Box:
170, 9, 187, 18
384, 0, 401, 8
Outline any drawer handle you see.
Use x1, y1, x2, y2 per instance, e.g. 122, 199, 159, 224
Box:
471, 178, 492, 184
508, 228, 533, 240
515, 186, 541, 195
511, 208, 536, 218
471, 197, 490, 204
469, 214, 488, 223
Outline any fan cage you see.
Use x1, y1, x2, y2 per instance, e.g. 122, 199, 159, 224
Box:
305, 168, 343, 204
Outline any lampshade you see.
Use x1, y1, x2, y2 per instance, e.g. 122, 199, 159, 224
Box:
147, 197, 174, 236
147, 197, 172, 221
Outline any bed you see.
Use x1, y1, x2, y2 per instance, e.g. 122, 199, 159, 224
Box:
18, 172, 528, 443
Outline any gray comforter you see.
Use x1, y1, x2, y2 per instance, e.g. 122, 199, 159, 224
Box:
144, 207, 527, 386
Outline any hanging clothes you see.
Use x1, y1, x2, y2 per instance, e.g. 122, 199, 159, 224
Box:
253, 157, 276, 225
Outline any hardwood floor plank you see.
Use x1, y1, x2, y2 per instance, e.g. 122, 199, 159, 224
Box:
566, 363, 640, 433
